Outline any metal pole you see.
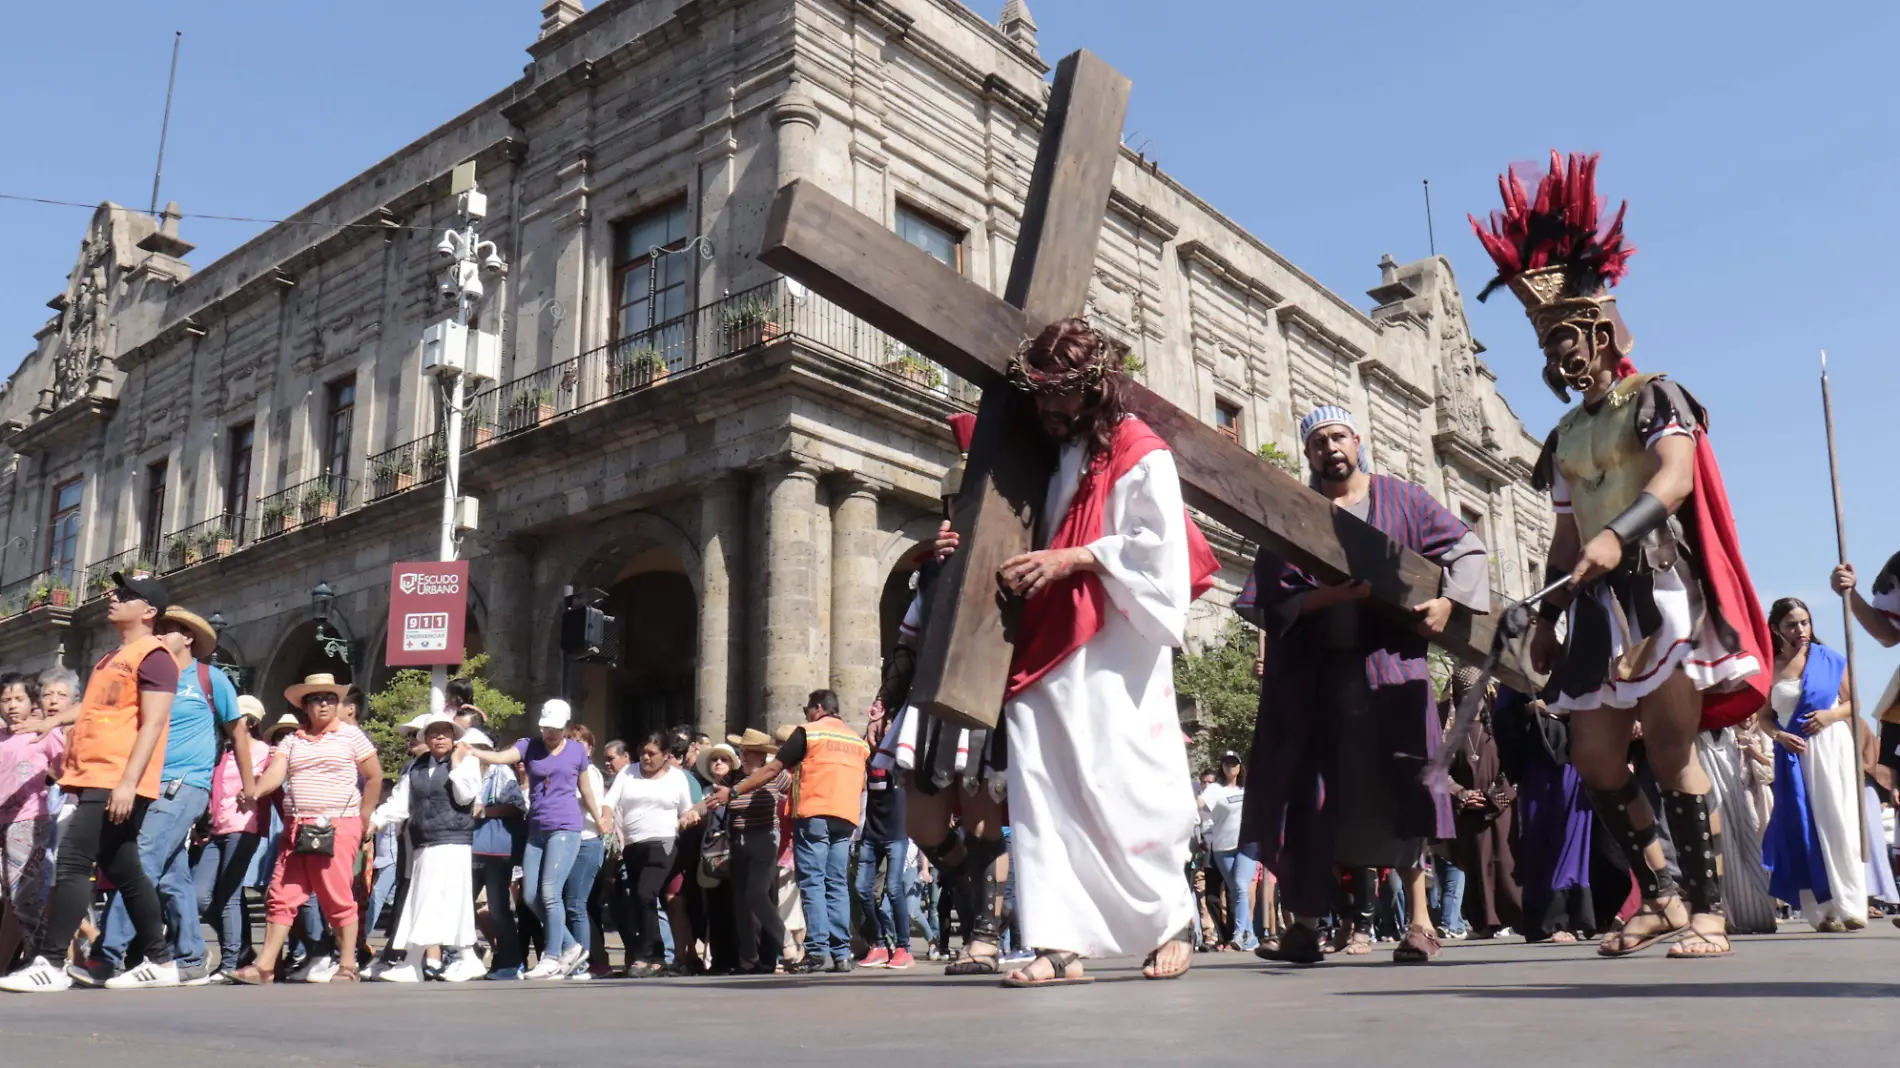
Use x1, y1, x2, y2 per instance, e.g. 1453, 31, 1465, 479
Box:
1422, 178, 1436, 258
149, 32, 182, 216
430, 212, 476, 717
1819, 349, 1868, 862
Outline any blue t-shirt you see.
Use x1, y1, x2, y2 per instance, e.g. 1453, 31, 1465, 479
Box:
160, 659, 240, 790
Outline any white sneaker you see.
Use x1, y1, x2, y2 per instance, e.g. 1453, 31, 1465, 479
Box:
288, 954, 338, 984
375, 960, 422, 983
440, 952, 488, 984
0, 957, 73, 993
522, 956, 565, 980
105, 960, 180, 990
558, 942, 587, 971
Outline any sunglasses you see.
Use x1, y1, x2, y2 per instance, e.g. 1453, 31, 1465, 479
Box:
109, 589, 148, 605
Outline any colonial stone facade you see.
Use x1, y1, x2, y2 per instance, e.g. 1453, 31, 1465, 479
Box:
0, 0, 1548, 742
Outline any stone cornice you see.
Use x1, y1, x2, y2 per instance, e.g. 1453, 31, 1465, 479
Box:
5, 393, 115, 458
1177, 239, 1280, 307
1360, 357, 1434, 408
1433, 429, 1518, 489
1277, 303, 1367, 361
1108, 189, 1180, 241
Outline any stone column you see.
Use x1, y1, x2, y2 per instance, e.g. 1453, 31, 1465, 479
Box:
695, 476, 744, 737
482, 537, 540, 700
757, 459, 821, 730
770, 86, 821, 190
828, 477, 883, 723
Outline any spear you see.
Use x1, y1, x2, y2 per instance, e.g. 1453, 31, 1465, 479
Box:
1820, 349, 1868, 862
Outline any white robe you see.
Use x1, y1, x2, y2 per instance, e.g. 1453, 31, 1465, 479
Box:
371, 754, 483, 949
1006, 440, 1199, 958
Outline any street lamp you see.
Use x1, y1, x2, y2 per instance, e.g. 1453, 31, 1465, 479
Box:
311, 580, 355, 667
207, 611, 251, 690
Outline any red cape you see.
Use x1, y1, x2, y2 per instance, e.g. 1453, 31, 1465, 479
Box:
1004, 418, 1220, 701
1685, 428, 1772, 729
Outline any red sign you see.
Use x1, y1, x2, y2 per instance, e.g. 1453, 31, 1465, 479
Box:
385, 561, 470, 667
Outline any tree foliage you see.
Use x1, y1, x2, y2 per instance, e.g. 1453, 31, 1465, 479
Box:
1257, 441, 1303, 478
1175, 618, 1261, 774
363, 653, 526, 776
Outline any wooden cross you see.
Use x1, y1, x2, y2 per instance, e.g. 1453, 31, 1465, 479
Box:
762, 50, 1531, 729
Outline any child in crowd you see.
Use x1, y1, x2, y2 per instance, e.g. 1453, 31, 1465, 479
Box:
0, 674, 65, 972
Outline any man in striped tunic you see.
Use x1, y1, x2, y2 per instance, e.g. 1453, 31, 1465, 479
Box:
1237, 406, 1489, 965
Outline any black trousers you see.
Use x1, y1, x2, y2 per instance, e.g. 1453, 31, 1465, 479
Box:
623, 839, 673, 965
38, 790, 169, 965
729, 827, 784, 967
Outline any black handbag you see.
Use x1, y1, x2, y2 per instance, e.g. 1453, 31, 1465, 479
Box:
697, 811, 731, 888
292, 819, 336, 857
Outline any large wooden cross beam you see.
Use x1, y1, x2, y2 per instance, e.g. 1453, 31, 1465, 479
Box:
762, 51, 1532, 729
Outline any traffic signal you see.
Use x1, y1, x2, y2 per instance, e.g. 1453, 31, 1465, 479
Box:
560, 588, 617, 666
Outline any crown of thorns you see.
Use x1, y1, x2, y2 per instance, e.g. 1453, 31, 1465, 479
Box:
1006, 336, 1111, 395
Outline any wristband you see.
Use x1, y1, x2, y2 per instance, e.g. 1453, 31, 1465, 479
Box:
1603, 492, 1670, 548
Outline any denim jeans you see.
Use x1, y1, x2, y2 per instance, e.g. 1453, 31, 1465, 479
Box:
908, 876, 937, 946
852, 837, 911, 951
192, 831, 261, 971
792, 818, 853, 961
1210, 848, 1257, 944
564, 835, 605, 952
473, 854, 522, 970
1433, 855, 1467, 934
99, 782, 211, 969
366, 861, 400, 937
522, 828, 582, 958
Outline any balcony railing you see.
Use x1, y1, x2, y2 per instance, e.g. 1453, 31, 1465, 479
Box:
256, 472, 356, 541
366, 435, 449, 504
0, 276, 985, 626
82, 547, 160, 604
0, 568, 78, 619
158, 513, 245, 575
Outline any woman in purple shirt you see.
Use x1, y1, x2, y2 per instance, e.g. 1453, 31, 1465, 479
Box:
467, 699, 607, 979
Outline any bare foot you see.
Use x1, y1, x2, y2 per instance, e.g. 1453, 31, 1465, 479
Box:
1599, 896, 1688, 956
1342, 930, 1372, 956
1547, 930, 1578, 944
1142, 939, 1191, 980
1666, 912, 1731, 958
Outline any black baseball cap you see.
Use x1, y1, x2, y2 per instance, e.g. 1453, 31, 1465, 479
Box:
1221, 750, 1241, 763
110, 572, 170, 616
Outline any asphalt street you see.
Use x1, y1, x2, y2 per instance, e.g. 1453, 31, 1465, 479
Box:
0, 926, 1893, 1067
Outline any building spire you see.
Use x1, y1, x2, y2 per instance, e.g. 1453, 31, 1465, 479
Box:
1000, 0, 1039, 55
540, 0, 583, 40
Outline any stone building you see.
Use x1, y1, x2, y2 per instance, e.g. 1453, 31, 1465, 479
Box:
0, 0, 1549, 741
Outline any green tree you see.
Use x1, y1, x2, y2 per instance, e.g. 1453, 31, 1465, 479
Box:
1175, 618, 1261, 773
363, 653, 526, 775
1257, 441, 1303, 478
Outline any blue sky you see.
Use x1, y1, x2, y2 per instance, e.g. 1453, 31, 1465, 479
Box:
4, 1, 1895, 699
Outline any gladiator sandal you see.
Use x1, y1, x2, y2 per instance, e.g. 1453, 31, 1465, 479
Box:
1662, 790, 1732, 959
1587, 777, 1687, 957
945, 835, 1006, 976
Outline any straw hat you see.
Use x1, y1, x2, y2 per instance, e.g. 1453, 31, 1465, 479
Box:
414, 710, 464, 740
772, 723, 798, 746
398, 713, 433, 735
161, 607, 217, 661
262, 712, 302, 741
697, 743, 739, 779
234, 695, 267, 723
284, 672, 349, 709
727, 728, 777, 752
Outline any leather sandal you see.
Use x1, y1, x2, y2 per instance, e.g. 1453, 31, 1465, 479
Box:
1392, 924, 1441, 964
944, 939, 1001, 976
229, 963, 275, 986
1000, 949, 1093, 988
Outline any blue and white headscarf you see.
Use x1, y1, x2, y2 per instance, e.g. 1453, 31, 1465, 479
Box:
1298, 404, 1369, 483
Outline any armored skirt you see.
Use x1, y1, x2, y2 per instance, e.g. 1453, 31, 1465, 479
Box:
873, 591, 1008, 800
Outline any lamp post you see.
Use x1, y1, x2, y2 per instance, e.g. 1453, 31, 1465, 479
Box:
424, 165, 507, 715
207, 611, 248, 690
311, 580, 355, 669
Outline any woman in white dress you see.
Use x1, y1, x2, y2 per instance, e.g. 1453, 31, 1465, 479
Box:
367, 712, 487, 981
1760, 598, 1867, 931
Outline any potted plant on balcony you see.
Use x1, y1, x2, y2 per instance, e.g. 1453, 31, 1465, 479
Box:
199, 524, 237, 559
721, 295, 782, 352
422, 441, 449, 479
166, 533, 200, 572
880, 343, 945, 389
466, 406, 494, 449
374, 453, 417, 498
507, 388, 556, 429
260, 500, 296, 537
300, 484, 339, 524
609, 345, 667, 393
30, 578, 72, 610
88, 569, 116, 601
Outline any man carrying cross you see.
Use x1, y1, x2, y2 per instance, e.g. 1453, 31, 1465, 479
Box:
937, 318, 1219, 988
1236, 406, 1489, 965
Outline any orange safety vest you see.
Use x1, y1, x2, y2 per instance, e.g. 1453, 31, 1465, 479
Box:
61, 635, 171, 799
793, 717, 870, 824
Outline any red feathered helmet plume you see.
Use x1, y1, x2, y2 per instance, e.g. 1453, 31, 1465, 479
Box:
1468, 152, 1638, 400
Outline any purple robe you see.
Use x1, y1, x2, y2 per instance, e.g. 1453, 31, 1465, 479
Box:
1235, 474, 1484, 918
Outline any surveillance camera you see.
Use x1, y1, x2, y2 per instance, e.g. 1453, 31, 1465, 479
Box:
435, 235, 457, 261
480, 253, 508, 278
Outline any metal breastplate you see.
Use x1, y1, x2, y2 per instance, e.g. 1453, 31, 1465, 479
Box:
1554, 375, 1658, 541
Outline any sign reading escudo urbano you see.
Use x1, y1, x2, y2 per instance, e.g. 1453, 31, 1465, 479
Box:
385, 561, 470, 667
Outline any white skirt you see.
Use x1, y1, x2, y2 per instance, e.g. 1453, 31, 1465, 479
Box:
1555, 561, 1760, 713
392, 842, 478, 950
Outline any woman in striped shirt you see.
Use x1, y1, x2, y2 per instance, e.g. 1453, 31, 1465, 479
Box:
231, 674, 383, 985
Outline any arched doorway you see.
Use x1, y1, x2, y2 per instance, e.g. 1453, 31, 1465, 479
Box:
260, 619, 358, 717
571, 554, 697, 747
879, 561, 921, 662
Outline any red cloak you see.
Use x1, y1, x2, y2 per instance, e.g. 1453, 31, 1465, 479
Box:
1004, 417, 1220, 701
1684, 426, 1773, 730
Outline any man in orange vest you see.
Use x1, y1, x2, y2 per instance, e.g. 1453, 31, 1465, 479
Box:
0, 572, 179, 993
719, 689, 868, 973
